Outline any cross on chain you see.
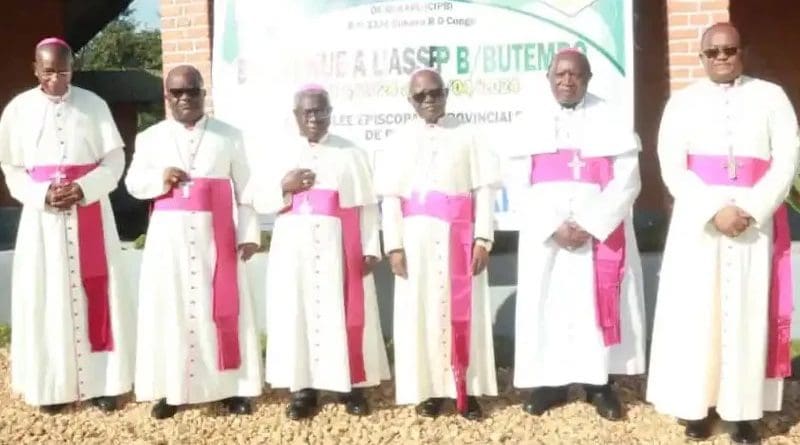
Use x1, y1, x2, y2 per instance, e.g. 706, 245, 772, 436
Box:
180, 180, 195, 198
50, 169, 67, 185
567, 151, 586, 180
724, 157, 741, 180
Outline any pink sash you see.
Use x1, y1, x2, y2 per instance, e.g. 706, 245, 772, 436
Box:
282, 189, 367, 384
529, 149, 626, 346
28, 164, 113, 352
153, 178, 241, 371
687, 154, 793, 378
401, 191, 474, 413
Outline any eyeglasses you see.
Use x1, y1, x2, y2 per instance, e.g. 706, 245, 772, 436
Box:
298, 109, 331, 119
38, 70, 71, 79
701, 46, 740, 59
168, 88, 204, 99
411, 88, 446, 104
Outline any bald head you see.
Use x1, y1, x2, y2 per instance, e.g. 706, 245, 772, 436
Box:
165, 65, 206, 125
699, 22, 743, 84
701, 22, 740, 48
548, 49, 592, 107
166, 65, 204, 88
33, 41, 73, 97
408, 69, 447, 124
548, 49, 591, 76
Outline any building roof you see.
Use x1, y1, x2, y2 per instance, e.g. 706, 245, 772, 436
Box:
66, 0, 133, 51
72, 70, 163, 104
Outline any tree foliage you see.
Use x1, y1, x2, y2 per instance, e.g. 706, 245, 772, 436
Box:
73, 8, 163, 131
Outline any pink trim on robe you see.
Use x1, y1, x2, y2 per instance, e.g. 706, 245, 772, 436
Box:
529, 149, 626, 346
282, 189, 367, 384
401, 191, 474, 413
153, 178, 241, 371
28, 164, 113, 352
687, 154, 793, 378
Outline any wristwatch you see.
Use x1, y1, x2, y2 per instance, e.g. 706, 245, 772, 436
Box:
474, 238, 493, 252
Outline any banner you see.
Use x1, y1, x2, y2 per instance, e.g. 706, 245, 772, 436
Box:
212, 0, 634, 230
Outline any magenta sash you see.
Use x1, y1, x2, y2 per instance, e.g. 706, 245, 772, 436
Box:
401, 191, 474, 413
530, 149, 626, 346
687, 154, 793, 378
282, 189, 367, 384
153, 178, 241, 370
28, 164, 113, 352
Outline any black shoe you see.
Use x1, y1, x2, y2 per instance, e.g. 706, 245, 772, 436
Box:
683, 417, 713, 441
223, 397, 252, 415
40, 403, 68, 415
339, 389, 369, 416
523, 386, 568, 416
584, 384, 623, 421
730, 421, 761, 444
90, 396, 118, 412
418, 398, 445, 418
286, 389, 318, 420
460, 396, 482, 421
151, 399, 178, 420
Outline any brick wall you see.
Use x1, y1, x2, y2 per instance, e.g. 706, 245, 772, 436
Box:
159, 0, 214, 110
666, 0, 730, 90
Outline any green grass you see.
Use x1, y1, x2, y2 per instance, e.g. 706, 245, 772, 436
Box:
792, 340, 800, 358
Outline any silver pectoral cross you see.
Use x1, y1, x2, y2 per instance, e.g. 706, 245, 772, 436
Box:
50, 169, 67, 185
724, 157, 740, 180
298, 193, 313, 214
567, 151, 586, 180
180, 180, 194, 198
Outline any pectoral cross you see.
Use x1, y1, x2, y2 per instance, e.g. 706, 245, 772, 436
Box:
724, 157, 740, 180
180, 180, 194, 198
567, 151, 586, 180
299, 193, 313, 214
50, 169, 67, 185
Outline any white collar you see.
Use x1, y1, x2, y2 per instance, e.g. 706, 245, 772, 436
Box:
171, 115, 209, 131
39, 85, 72, 103
306, 132, 329, 146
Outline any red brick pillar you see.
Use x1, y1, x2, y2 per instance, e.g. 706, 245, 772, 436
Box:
159, 0, 213, 110
666, 0, 730, 91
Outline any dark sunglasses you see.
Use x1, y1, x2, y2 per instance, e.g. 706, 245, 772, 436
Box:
411, 88, 446, 103
701, 46, 740, 59
168, 88, 203, 99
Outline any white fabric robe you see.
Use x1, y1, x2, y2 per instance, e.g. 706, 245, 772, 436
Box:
248, 133, 390, 393
507, 94, 647, 388
647, 76, 800, 421
376, 116, 500, 404
0, 86, 133, 406
126, 117, 263, 405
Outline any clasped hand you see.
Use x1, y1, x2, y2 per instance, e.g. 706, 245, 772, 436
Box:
712, 205, 753, 238
45, 182, 84, 210
552, 221, 591, 250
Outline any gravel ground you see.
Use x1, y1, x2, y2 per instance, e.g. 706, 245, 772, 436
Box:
0, 349, 799, 444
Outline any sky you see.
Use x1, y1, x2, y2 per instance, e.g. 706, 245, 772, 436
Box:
130, 0, 160, 29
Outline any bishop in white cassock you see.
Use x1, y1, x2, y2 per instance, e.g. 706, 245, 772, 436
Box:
125, 66, 262, 420
0, 38, 133, 413
376, 69, 500, 421
247, 86, 390, 421
507, 50, 646, 421
647, 24, 799, 444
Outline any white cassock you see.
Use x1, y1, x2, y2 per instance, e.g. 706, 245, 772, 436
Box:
0, 86, 133, 405
507, 94, 647, 388
248, 133, 390, 393
647, 76, 800, 421
376, 116, 500, 405
125, 117, 263, 405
